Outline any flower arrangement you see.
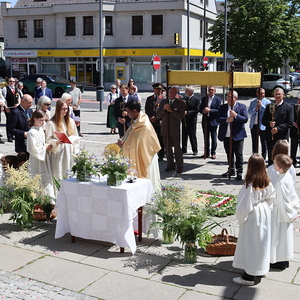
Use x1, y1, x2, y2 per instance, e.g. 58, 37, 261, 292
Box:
0, 162, 53, 228
71, 149, 99, 181
146, 183, 219, 248
99, 144, 130, 186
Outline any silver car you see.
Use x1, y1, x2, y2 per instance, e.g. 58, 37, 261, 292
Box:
262, 74, 291, 94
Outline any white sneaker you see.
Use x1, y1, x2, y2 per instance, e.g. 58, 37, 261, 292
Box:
232, 276, 255, 286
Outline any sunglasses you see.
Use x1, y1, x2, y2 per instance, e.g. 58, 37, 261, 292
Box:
61, 108, 69, 111
9, 81, 15, 83
45, 103, 51, 106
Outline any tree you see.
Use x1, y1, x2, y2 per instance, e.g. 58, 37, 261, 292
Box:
208, 0, 300, 70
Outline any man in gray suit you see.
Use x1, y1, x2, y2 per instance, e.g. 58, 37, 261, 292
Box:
156, 86, 185, 174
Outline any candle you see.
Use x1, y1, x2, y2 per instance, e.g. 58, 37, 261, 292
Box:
130, 172, 134, 180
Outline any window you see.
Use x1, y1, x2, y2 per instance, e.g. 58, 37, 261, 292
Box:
34, 19, 43, 38
66, 17, 76, 36
18, 20, 27, 38
83, 16, 93, 35
151, 15, 163, 35
132, 16, 143, 35
105, 16, 113, 36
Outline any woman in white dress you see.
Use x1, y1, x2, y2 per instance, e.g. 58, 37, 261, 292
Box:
233, 154, 275, 286
37, 95, 52, 130
27, 110, 55, 199
45, 99, 79, 180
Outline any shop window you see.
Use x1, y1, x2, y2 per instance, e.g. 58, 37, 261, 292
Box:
83, 16, 93, 35
18, 20, 27, 38
131, 63, 152, 83
132, 16, 143, 35
34, 20, 43, 38
105, 16, 113, 36
66, 17, 76, 36
151, 15, 163, 35
104, 63, 115, 82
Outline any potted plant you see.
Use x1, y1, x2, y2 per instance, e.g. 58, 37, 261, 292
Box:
0, 162, 54, 229
71, 149, 99, 181
99, 144, 130, 186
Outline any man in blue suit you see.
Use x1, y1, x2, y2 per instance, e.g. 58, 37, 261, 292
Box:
199, 85, 222, 159
217, 90, 248, 180
248, 88, 270, 160
8, 94, 34, 158
35, 80, 53, 105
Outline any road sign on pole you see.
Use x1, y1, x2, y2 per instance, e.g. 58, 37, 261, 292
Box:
203, 56, 209, 68
152, 55, 161, 71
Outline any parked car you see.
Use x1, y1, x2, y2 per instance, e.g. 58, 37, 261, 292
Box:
262, 74, 291, 94
292, 74, 300, 86
20, 73, 83, 98
0, 77, 7, 88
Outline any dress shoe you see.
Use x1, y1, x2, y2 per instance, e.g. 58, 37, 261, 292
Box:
177, 167, 183, 174
182, 151, 187, 154
7, 138, 13, 143
222, 171, 235, 177
0, 139, 4, 144
270, 261, 288, 270
235, 174, 242, 181
193, 152, 198, 156
78, 133, 83, 137
211, 155, 216, 159
165, 166, 175, 172
232, 277, 255, 286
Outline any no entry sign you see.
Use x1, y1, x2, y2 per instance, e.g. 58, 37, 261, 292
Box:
203, 56, 209, 68
152, 55, 161, 70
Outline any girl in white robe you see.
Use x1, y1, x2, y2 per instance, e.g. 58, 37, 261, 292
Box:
233, 154, 275, 286
27, 110, 55, 199
267, 139, 296, 186
270, 154, 300, 270
45, 99, 79, 181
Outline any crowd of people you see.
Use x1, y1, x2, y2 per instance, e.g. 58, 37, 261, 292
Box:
0, 77, 82, 197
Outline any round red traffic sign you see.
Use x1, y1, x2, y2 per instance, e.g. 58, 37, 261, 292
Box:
152, 55, 161, 70
203, 56, 208, 67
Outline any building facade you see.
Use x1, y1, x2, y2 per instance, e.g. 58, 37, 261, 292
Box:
1, 0, 221, 90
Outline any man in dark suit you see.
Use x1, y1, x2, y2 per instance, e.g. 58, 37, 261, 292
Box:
199, 85, 222, 159
182, 86, 200, 156
2, 77, 21, 142
290, 97, 300, 167
7, 94, 34, 158
113, 84, 135, 137
262, 87, 293, 166
35, 80, 53, 105
145, 82, 165, 161
217, 90, 248, 180
156, 86, 185, 174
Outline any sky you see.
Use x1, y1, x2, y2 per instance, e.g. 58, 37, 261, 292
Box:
1, 0, 18, 7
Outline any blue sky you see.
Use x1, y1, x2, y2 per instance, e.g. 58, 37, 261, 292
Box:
1, 0, 18, 7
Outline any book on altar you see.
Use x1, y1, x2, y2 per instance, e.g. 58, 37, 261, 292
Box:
54, 132, 82, 144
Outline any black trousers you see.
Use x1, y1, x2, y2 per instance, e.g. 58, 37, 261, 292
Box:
154, 125, 165, 159
250, 125, 267, 159
5, 108, 15, 140
202, 119, 218, 156
224, 137, 244, 175
182, 119, 198, 153
74, 109, 81, 133
290, 128, 299, 166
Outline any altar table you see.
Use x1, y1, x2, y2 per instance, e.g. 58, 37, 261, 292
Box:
54, 177, 153, 254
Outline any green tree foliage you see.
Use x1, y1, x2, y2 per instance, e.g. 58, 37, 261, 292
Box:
208, 0, 300, 70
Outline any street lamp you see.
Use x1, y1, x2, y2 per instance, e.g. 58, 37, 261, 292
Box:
96, 0, 104, 111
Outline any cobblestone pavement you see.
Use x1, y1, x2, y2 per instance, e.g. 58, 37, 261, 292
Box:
0, 270, 98, 299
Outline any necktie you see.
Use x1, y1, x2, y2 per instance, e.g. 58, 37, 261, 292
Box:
12, 87, 15, 94
25, 110, 29, 118
124, 97, 126, 103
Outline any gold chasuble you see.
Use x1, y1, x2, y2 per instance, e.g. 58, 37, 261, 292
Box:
121, 112, 161, 178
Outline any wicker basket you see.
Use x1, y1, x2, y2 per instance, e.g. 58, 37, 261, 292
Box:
33, 204, 56, 221
206, 228, 237, 256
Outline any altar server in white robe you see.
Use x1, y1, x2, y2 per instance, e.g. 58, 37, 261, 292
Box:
233, 154, 275, 286
267, 140, 296, 187
45, 99, 79, 180
27, 110, 55, 199
270, 154, 300, 270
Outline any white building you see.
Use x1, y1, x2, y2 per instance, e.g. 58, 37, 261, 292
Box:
1, 0, 222, 90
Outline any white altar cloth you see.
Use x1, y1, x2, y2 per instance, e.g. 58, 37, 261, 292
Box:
54, 177, 153, 254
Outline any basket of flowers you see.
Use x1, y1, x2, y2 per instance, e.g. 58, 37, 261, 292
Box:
205, 228, 237, 256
